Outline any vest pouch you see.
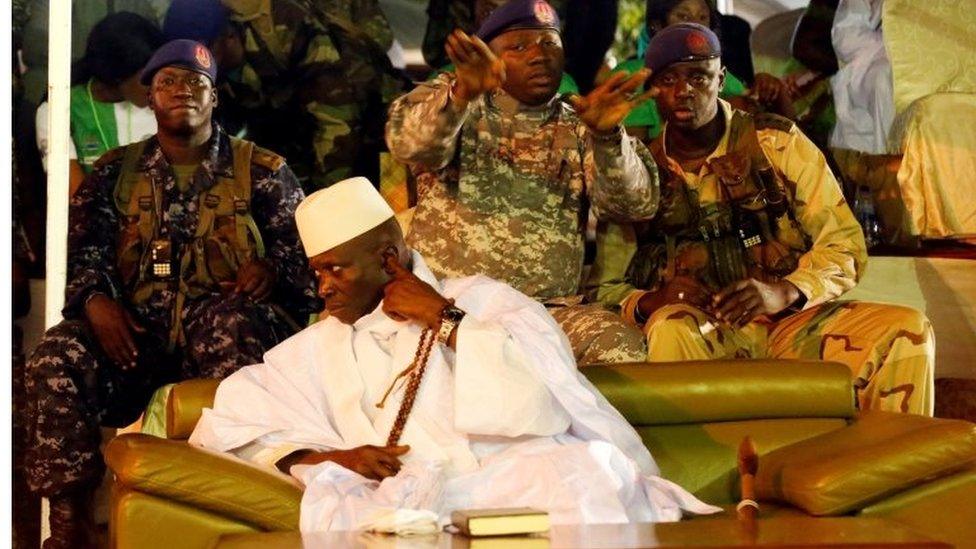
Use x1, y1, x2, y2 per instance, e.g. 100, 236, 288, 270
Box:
201, 215, 257, 284
116, 217, 146, 287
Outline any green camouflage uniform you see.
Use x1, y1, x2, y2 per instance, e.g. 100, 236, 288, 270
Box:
588, 101, 934, 414
219, 0, 403, 191
24, 124, 318, 498
387, 73, 659, 365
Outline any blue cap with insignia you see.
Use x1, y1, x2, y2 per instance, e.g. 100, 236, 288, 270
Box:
140, 39, 218, 85
475, 0, 561, 44
643, 23, 721, 74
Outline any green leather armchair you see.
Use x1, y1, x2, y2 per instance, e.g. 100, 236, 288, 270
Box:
105, 360, 976, 548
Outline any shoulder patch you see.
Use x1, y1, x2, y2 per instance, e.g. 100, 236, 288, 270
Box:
92, 145, 127, 169
754, 112, 795, 133
251, 145, 286, 172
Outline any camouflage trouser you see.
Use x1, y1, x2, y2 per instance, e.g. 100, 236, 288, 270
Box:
643, 301, 935, 415
549, 303, 647, 366
24, 295, 292, 496
13, 324, 41, 549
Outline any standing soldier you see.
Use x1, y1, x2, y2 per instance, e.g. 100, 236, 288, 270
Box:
588, 24, 934, 415
25, 40, 318, 547
162, 0, 405, 191
387, 0, 660, 365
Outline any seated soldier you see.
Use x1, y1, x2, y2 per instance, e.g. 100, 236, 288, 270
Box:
387, 0, 659, 365
615, 0, 795, 142
191, 177, 720, 531
587, 24, 934, 416
25, 40, 318, 548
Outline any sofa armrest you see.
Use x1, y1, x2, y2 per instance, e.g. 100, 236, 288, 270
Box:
105, 433, 302, 531
756, 411, 976, 515
584, 360, 856, 425
167, 379, 220, 439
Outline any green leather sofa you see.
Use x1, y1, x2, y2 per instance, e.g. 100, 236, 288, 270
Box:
105, 360, 976, 548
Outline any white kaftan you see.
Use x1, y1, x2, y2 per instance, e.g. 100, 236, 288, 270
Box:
829, 0, 895, 154
190, 252, 719, 532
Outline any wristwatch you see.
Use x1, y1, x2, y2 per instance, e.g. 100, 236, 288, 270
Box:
437, 304, 466, 345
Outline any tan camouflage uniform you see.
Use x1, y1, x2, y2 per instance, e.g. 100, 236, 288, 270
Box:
588, 100, 934, 414
387, 73, 659, 365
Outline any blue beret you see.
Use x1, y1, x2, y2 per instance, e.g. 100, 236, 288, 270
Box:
476, 0, 560, 44
163, 0, 229, 44
643, 23, 721, 74
140, 39, 218, 85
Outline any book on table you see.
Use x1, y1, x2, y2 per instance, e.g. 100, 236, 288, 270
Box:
450, 507, 550, 537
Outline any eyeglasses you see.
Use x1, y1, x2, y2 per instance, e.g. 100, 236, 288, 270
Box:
152, 73, 211, 92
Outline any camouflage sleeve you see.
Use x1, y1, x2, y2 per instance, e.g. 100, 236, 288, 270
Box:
350, 0, 395, 50
62, 160, 124, 318
250, 162, 319, 316
763, 127, 868, 307
385, 73, 469, 170
584, 127, 661, 222
585, 220, 645, 324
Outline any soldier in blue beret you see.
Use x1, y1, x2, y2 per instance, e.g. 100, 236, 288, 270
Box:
589, 24, 934, 417
387, 0, 663, 365
23, 39, 319, 547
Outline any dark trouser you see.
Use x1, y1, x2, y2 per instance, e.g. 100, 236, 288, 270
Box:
24, 295, 291, 496
13, 324, 41, 549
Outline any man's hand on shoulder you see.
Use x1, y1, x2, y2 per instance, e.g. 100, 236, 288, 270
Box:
569, 69, 657, 136
84, 293, 146, 369
282, 445, 411, 481
381, 252, 451, 330
236, 258, 276, 301
712, 278, 801, 328
446, 29, 506, 106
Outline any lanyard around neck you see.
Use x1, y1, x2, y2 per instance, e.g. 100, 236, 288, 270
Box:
86, 80, 112, 150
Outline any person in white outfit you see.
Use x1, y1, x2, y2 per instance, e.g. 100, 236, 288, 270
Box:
190, 177, 720, 533
829, 0, 894, 155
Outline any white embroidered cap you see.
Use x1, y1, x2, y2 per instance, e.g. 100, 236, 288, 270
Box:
294, 176, 395, 258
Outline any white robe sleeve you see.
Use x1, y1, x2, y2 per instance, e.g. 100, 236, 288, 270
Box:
452, 315, 571, 438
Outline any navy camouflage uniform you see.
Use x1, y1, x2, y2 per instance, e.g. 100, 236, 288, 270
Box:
24, 124, 318, 496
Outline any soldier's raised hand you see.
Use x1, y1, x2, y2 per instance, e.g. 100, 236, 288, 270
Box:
84, 293, 146, 369
446, 29, 506, 105
569, 69, 657, 135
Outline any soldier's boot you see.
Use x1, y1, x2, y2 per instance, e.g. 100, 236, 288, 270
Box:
44, 488, 97, 549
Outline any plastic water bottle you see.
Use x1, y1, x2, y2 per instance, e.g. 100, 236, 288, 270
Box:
852, 185, 881, 249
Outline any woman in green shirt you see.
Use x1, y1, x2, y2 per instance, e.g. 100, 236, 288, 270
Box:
614, 0, 794, 140
36, 12, 163, 196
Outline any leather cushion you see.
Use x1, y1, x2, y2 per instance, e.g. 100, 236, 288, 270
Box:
106, 433, 302, 530
756, 411, 976, 515
584, 360, 856, 425
167, 378, 220, 439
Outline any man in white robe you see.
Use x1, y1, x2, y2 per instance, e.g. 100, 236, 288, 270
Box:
829, 0, 894, 155
190, 177, 719, 533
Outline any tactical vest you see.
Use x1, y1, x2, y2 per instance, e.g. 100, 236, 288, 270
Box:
627, 111, 812, 293
112, 137, 267, 349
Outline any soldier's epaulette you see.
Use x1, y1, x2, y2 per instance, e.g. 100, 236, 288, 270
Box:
92, 145, 128, 169
754, 112, 796, 133
251, 145, 286, 172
